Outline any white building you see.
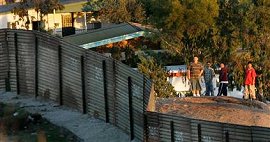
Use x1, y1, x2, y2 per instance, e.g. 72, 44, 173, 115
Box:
0, 0, 108, 36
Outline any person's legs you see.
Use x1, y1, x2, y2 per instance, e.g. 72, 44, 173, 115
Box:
205, 82, 210, 96
195, 79, 201, 96
209, 82, 214, 96
223, 83, 228, 96
244, 85, 250, 99
195, 90, 200, 96
191, 90, 197, 96
217, 83, 223, 96
250, 85, 256, 100
190, 79, 196, 96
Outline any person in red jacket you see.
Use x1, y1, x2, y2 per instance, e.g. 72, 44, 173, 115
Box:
217, 63, 228, 96
243, 62, 256, 100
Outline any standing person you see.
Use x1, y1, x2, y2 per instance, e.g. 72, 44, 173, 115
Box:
203, 62, 215, 96
243, 62, 256, 100
217, 63, 228, 96
187, 56, 203, 97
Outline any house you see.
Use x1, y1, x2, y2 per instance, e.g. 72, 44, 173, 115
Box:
63, 23, 146, 60
0, 0, 107, 36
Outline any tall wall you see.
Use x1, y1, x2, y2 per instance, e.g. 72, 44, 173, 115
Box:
0, 29, 152, 141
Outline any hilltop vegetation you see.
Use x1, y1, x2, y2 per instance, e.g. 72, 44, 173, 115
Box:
85, 0, 270, 99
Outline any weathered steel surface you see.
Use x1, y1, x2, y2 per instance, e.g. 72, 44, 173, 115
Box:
0, 29, 8, 92
1, 29, 153, 141
145, 111, 270, 142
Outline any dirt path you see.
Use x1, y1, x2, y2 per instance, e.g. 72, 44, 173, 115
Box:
0, 92, 137, 142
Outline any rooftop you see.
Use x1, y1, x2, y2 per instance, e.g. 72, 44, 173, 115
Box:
63, 23, 145, 49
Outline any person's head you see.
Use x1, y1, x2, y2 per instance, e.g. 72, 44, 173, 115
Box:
193, 56, 199, 63
207, 61, 211, 67
247, 61, 253, 69
220, 63, 225, 68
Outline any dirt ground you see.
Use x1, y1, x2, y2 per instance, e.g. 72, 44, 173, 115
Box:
156, 96, 270, 128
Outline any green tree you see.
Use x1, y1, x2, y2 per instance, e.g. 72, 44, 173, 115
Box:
147, 0, 219, 63
138, 55, 176, 98
12, 0, 63, 31
12, 0, 31, 29
82, 0, 145, 23
146, 0, 270, 99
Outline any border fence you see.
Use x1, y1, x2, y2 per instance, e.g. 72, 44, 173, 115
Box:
0, 29, 152, 141
144, 111, 270, 142
0, 29, 270, 142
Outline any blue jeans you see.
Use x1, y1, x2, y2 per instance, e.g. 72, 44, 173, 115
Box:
205, 81, 214, 96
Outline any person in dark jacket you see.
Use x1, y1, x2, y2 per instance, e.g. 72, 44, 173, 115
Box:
217, 63, 228, 96
203, 62, 215, 96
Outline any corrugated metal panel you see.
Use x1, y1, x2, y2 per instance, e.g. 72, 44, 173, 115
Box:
143, 76, 152, 110
37, 38, 60, 101
6, 31, 17, 92
105, 58, 117, 124
223, 124, 252, 142
0, 29, 8, 91
191, 119, 223, 142
8, 30, 34, 95
85, 50, 106, 120
251, 126, 270, 141
61, 43, 84, 111
115, 61, 147, 141
0, 29, 154, 141
144, 112, 270, 142
14, 31, 35, 95
145, 111, 160, 142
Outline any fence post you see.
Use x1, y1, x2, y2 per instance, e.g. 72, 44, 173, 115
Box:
14, 32, 20, 94
5, 71, 10, 92
198, 124, 201, 142
171, 121, 175, 142
58, 45, 63, 105
225, 131, 229, 142
81, 56, 86, 114
103, 60, 109, 123
35, 36, 39, 98
128, 76, 134, 140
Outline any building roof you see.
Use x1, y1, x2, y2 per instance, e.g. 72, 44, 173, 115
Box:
63, 23, 145, 49
0, 2, 18, 14
0, 0, 86, 14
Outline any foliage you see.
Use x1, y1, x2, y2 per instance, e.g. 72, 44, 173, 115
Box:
144, 0, 270, 99
147, 0, 219, 63
82, 0, 103, 12
110, 46, 122, 60
138, 55, 176, 98
12, 0, 31, 29
12, 0, 63, 31
82, 0, 145, 23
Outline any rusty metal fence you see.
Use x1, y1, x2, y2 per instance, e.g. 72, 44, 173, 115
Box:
1, 29, 270, 142
0, 29, 151, 141
145, 111, 270, 142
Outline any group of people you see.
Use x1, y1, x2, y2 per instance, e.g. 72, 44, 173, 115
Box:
187, 56, 257, 100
